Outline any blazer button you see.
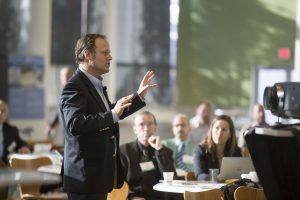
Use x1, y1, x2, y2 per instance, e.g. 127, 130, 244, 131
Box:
111, 136, 115, 139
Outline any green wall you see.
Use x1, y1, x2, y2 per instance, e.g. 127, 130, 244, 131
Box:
177, 0, 296, 108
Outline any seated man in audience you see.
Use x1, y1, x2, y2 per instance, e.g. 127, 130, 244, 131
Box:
162, 113, 195, 175
189, 102, 214, 145
120, 111, 180, 200
0, 99, 30, 164
238, 103, 269, 155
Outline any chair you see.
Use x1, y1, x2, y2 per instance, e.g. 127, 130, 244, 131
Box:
107, 181, 129, 200
9, 156, 67, 200
234, 186, 266, 200
241, 147, 250, 157
184, 171, 196, 181
184, 189, 224, 200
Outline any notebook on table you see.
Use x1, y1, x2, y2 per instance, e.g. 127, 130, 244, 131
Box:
217, 157, 255, 181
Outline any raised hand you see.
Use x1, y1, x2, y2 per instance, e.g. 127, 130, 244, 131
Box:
137, 71, 158, 98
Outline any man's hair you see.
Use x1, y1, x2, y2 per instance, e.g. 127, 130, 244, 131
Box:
172, 113, 189, 124
134, 111, 157, 126
75, 34, 107, 64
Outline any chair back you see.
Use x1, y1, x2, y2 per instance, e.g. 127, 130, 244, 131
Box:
234, 186, 266, 200
185, 171, 196, 181
241, 147, 250, 157
107, 181, 129, 200
9, 156, 52, 196
184, 189, 224, 200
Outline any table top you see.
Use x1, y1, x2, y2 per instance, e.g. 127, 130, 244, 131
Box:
0, 169, 61, 186
153, 180, 226, 193
37, 164, 61, 174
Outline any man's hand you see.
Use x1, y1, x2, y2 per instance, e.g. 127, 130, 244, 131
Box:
18, 146, 31, 154
113, 94, 133, 116
137, 71, 158, 98
148, 135, 162, 150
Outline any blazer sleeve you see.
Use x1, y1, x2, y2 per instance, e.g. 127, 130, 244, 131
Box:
155, 147, 177, 177
193, 145, 210, 180
119, 92, 146, 120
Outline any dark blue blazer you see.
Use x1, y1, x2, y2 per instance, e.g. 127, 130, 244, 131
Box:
60, 69, 145, 194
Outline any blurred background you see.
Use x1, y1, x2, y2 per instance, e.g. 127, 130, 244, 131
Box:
0, 0, 298, 144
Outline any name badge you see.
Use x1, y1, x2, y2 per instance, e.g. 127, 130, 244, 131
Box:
139, 161, 155, 171
183, 155, 194, 164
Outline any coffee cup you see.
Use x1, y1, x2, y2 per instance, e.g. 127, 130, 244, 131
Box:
163, 172, 174, 183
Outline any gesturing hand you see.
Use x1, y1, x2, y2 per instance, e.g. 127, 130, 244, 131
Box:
137, 71, 158, 98
148, 135, 162, 150
113, 94, 133, 116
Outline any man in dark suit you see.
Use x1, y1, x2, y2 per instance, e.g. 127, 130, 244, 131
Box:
60, 34, 157, 200
0, 99, 30, 164
120, 111, 180, 200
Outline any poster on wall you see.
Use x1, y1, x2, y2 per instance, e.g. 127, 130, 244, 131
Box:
8, 55, 44, 119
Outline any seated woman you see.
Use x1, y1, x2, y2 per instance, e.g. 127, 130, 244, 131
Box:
193, 115, 241, 180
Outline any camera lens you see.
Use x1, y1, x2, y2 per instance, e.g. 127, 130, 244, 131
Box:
263, 86, 278, 110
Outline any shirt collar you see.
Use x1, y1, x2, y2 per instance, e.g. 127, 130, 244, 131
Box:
136, 139, 154, 154
79, 66, 103, 89
174, 137, 187, 146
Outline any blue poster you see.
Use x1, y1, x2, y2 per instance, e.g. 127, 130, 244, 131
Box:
8, 55, 44, 119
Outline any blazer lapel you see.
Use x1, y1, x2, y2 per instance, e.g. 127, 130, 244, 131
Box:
102, 86, 112, 109
76, 69, 108, 111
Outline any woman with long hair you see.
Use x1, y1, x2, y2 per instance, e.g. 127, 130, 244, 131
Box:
193, 115, 242, 180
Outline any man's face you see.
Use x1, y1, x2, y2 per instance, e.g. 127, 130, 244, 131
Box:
252, 105, 265, 124
172, 116, 191, 141
0, 101, 8, 124
197, 104, 212, 124
133, 114, 156, 147
88, 38, 112, 75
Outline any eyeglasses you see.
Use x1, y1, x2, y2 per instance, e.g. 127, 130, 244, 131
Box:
135, 122, 156, 129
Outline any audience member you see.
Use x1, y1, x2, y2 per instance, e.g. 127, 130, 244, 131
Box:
0, 99, 30, 164
189, 102, 214, 145
193, 115, 241, 181
162, 113, 195, 173
238, 103, 269, 149
120, 111, 180, 200
45, 66, 73, 146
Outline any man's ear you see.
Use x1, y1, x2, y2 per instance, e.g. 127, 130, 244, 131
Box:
133, 126, 138, 136
83, 50, 92, 61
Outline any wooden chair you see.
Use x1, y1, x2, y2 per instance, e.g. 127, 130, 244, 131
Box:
241, 147, 250, 157
184, 171, 196, 181
9, 156, 67, 200
234, 186, 266, 200
184, 189, 224, 200
107, 181, 129, 200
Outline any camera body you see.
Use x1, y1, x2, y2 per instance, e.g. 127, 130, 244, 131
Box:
263, 82, 300, 119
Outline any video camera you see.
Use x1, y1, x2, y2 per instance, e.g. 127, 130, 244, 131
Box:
263, 82, 300, 119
